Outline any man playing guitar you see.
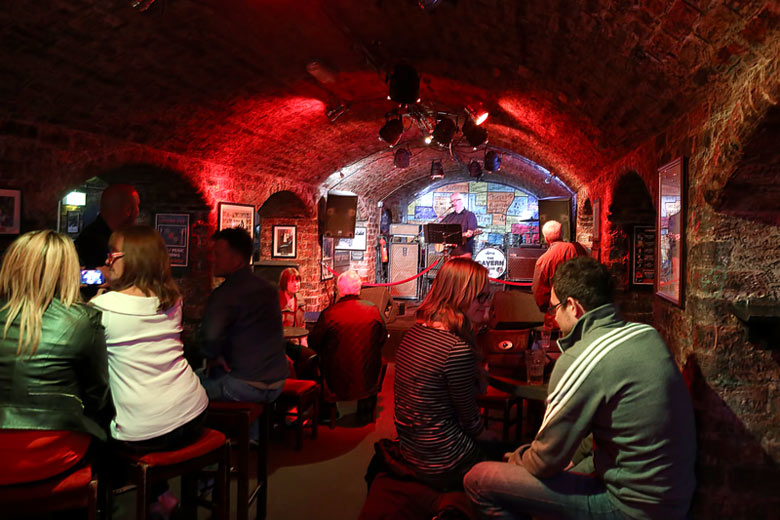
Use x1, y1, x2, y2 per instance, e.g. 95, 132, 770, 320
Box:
438, 192, 480, 258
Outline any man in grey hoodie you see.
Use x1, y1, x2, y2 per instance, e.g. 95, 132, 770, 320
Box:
465, 257, 696, 520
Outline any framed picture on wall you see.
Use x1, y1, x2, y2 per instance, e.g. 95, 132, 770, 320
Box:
66, 211, 80, 234
321, 237, 334, 280
656, 157, 686, 307
335, 226, 367, 251
0, 188, 21, 235
217, 202, 255, 238
631, 226, 655, 286
272, 225, 296, 258
156, 213, 190, 267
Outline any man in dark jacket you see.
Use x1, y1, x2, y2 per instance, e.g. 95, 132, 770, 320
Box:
308, 270, 387, 423
75, 184, 140, 269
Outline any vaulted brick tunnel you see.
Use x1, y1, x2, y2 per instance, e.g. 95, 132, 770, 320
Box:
1, 1, 779, 518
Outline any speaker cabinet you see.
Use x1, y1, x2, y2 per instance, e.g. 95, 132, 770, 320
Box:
489, 290, 545, 329
324, 193, 357, 238
506, 247, 545, 281
360, 286, 398, 323
389, 243, 419, 299
538, 198, 573, 244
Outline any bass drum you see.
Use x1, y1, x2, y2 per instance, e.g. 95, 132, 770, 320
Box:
474, 247, 507, 279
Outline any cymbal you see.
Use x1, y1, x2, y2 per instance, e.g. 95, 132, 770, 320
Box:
283, 326, 309, 338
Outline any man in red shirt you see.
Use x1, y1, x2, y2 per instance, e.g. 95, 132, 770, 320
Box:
532, 220, 587, 312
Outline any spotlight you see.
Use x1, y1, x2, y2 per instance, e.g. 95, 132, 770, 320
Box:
468, 160, 483, 179
465, 105, 489, 126
430, 160, 445, 180
431, 117, 456, 147
379, 117, 404, 146
462, 118, 488, 149
424, 135, 433, 145
485, 150, 501, 172
394, 148, 411, 168
387, 64, 420, 105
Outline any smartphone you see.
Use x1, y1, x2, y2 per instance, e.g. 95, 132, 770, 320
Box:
80, 269, 106, 286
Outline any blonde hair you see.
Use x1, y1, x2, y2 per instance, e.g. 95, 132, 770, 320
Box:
108, 226, 181, 311
416, 257, 487, 341
0, 230, 81, 356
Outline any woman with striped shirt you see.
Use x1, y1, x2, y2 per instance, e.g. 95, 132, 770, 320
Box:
393, 257, 493, 490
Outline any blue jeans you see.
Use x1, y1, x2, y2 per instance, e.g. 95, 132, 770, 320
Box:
198, 371, 283, 441
464, 461, 629, 520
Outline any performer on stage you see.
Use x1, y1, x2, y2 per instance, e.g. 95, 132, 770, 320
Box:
441, 192, 479, 258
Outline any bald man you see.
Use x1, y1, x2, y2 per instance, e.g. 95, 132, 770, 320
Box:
531, 220, 587, 312
75, 184, 140, 269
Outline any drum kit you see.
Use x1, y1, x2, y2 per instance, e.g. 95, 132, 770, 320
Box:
426, 227, 507, 279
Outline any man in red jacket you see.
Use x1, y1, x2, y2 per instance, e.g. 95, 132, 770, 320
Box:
308, 270, 388, 423
532, 220, 587, 312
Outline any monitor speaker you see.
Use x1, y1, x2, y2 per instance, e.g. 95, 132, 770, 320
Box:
389, 243, 419, 299
489, 290, 545, 329
506, 247, 545, 280
538, 198, 572, 244
324, 193, 357, 238
360, 286, 398, 323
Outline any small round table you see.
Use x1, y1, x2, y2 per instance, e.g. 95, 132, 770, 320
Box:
283, 326, 309, 339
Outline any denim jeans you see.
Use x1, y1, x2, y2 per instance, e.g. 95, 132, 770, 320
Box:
464, 461, 630, 520
198, 371, 283, 441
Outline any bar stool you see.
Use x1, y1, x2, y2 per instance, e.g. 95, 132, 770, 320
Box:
275, 379, 319, 449
111, 427, 230, 520
476, 386, 522, 443
0, 463, 98, 519
206, 401, 268, 520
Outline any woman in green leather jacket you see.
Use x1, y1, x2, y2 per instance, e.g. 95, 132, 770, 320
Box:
0, 229, 111, 485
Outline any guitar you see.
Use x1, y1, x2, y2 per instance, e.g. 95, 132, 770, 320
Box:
434, 229, 483, 252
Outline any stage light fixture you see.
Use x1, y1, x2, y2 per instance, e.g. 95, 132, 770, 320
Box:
394, 148, 411, 168
465, 105, 489, 126
430, 160, 445, 180
379, 117, 404, 147
431, 117, 457, 147
485, 150, 501, 172
462, 118, 488, 149
468, 160, 483, 179
387, 64, 420, 105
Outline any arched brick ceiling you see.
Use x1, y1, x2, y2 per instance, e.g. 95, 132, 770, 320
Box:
2, 1, 777, 199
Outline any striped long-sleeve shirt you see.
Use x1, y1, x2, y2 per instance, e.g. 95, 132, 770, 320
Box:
394, 323, 483, 483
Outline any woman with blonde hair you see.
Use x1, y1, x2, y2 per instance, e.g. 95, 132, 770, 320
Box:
0, 230, 110, 485
393, 257, 493, 490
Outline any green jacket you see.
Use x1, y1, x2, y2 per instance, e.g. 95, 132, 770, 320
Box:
0, 299, 111, 441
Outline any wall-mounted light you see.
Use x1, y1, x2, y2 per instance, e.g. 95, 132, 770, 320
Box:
379, 116, 404, 146
64, 191, 86, 206
462, 118, 488, 149
484, 150, 502, 172
544, 173, 556, 184
468, 160, 483, 179
465, 105, 489, 126
431, 117, 457, 147
430, 160, 445, 180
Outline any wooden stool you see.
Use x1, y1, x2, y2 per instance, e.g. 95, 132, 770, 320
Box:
477, 385, 522, 443
112, 427, 230, 520
275, 379, 319, 449
0, 463, 98, 519
206, 401, 268, 520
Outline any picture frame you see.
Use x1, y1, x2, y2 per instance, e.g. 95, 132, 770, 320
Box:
631, 225, 655, 286
656, 157, 686, 307
0, 188, 22, 235
156, 213, 190, 268
272, 225, 297, 258
217, 202, 255, 238
66, 211, 80, 234
335, 226, 367, 251
321, 237, 335, 280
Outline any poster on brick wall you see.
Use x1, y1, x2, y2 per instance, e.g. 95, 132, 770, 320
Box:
156, 213, 190, 267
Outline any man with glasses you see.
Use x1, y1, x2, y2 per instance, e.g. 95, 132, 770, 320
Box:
440, 192, 479, 258
465, 257, 696, 520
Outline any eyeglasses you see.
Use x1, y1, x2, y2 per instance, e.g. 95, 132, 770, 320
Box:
476, 292, 491, 304
549, 300, 564, 312
106, 252, 125, 265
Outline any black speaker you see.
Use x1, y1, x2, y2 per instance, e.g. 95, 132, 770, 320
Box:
489, 290, 545, 329
506, 247, 545, 280
360, 286, 398, 323
324, 193, 357, 238
538, 198, 573, 244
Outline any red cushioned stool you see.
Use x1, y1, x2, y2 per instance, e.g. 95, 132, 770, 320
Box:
275, 379, 319, 450
0, 463, 98, 519
111, 427, 230, 520
206, 401, 268, 520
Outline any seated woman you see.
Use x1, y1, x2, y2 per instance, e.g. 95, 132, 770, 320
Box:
90, 226, 208, 515
278, 267, 317, 380
0, 230, 110, 485
393, 257, 493, 491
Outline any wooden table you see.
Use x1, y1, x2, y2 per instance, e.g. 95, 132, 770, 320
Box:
488, 374, 548, 402
283, 326, 309, 339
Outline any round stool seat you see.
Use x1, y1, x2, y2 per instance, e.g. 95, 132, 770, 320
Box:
121, 428, 226, 467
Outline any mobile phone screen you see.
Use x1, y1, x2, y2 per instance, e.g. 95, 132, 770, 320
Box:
80, 269, 105, 285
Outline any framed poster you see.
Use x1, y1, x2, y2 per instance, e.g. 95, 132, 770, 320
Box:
66, 211, 80, 234
321, 237, 335, 280
272, 225, 296, 258
156, 213, 190, 267
0, 188, 21, 235
631, 226, 655, 286
335, 226, 367, 251
656, 157, 686, 307
217, 202, 255, 238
